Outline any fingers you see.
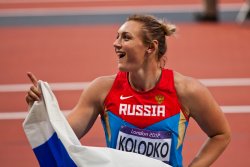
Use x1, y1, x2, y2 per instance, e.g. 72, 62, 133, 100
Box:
25, 94, 35, 106
27, 72, 38, 86
26, 85, 41, 104
30, 85, 41, 100
25, 72, 41, 105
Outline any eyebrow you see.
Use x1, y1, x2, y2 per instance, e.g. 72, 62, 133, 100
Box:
116, 31, 132, 38
117, 31, 129, 35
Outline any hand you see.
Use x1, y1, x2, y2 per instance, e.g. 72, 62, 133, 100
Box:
25, 72, 41, 107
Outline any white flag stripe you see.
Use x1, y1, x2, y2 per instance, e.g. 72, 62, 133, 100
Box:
1, 78, 250, 92
1, 106, 250, 120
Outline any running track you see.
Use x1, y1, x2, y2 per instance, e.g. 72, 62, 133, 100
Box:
0, 0, 250, 166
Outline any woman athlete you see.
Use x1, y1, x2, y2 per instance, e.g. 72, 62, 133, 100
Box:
26, 14, 231, 167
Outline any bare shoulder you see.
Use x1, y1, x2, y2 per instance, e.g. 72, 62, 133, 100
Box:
90, 75, 116, 89
173, 71, 205, 97
73, 74, 116, 115
86, 74, 116, 99
173, 72, 231, 139
173, 71, 213, 117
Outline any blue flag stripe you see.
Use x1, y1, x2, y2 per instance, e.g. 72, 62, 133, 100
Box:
33, 132, 77, 167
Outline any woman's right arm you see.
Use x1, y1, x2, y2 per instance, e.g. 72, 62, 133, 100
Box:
25, 72, 115, 139
67, 76, 114, 139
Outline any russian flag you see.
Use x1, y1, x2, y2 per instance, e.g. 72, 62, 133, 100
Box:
23, 81, 171, 167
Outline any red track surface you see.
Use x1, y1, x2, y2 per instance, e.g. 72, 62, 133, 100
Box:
0, 0, 250, 166
0, 0, 244, 9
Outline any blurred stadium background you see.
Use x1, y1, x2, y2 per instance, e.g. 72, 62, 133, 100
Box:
0, 0, 249, 166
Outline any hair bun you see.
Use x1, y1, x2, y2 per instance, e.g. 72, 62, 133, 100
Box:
161, 23, 176, 36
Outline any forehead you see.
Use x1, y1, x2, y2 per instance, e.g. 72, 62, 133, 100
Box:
118, 21, 143, 35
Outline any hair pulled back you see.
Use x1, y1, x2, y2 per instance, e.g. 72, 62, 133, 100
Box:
127, 14, 176, 60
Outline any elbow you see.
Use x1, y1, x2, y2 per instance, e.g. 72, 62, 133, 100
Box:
224, 131, 231, 147
210, 129, 232, 149
223, 124, 232, 147
217, 130, 232, 149
219, 123, 232, 148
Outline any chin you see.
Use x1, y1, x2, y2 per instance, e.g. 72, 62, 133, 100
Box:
118, 67, 127, 72
118, 65, 128, 72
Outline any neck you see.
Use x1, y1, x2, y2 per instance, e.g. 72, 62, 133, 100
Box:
128, 67, 162, 92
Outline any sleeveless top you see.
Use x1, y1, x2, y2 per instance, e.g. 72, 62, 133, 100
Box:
101, 69, 189, 167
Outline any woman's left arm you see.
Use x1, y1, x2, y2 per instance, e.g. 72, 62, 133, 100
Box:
175, 73, 231, 167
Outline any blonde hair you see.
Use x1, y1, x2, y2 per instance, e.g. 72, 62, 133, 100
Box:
127, 14, 176, 59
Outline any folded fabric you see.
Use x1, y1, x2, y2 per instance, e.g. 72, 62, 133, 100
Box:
23, 81, 171, 167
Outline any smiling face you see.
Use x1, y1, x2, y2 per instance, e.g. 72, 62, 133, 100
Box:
113, 21, 149, 72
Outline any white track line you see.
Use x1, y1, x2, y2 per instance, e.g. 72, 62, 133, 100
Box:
0, 82, 90, 92
221, 106, 250, 113
0, 0, 129, 3
199, 78, 250, 87
0, 105, 249, 120
0, 110, 70, 120
0, 4, 243, 17
0, 78, 250, 92
1, 78, 249, 119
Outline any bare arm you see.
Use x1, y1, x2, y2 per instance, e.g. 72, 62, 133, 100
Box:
174, 72, 231, 167
66, 76, 115, 139
25, 72, 115, 139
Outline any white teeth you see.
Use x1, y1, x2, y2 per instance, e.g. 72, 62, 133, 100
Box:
117, 52, 126, 58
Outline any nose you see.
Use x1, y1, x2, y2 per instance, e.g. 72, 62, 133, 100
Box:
113, 38, 121, 49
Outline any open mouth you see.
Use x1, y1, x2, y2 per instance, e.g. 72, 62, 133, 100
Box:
118, 53, 126, 59
116, 51, 126, 59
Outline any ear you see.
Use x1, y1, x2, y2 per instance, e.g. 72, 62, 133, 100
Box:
146, 40, 158, 54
